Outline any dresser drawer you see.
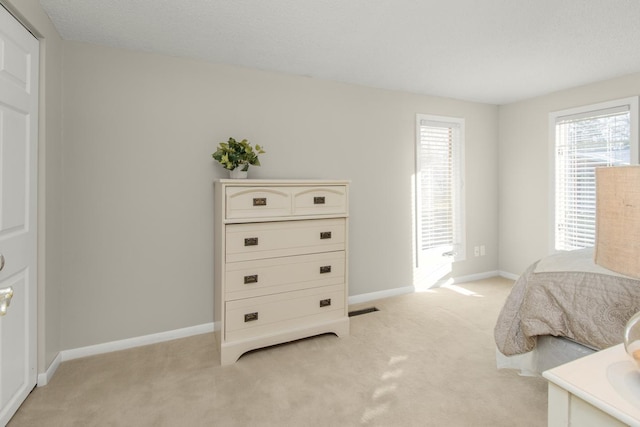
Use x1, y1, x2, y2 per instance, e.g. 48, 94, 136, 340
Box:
226, 187, 291, 219
225, 251, 345, 300
225, 284, 345, 342
292, 186, 347, 216
226, 218, 346, 262
225, 185, 347, 220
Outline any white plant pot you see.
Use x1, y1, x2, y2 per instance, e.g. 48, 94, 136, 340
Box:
229, 167, 248, 179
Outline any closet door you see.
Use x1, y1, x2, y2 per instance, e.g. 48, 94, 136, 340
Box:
0, 5, 39, 425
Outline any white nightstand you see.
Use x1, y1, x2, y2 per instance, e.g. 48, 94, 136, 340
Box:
543, 343, 640, 427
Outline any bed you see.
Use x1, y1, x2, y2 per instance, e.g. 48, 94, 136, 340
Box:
494, 248, 640, 376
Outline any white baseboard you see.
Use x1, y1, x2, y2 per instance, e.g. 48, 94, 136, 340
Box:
37, 351, 62, 387
498, 270, 520, 281
348, 285, 414, 305
451, 270, 501, 284
38, 322, 215, 387
62, 323, 215, 362
348, 270, 503, 306
39, 270, 515, 386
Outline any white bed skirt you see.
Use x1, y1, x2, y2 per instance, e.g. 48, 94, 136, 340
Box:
496, 335, 596, 376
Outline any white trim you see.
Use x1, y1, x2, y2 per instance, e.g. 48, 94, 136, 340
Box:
60, 322, 214, 362
36, 323, 214, 386
499, 270, 520, 281
348, 270, 503, 305
37, 267, 515, 385
348, 286, 414, 305
548, 107, 557, 255
451, 270, 500, 284
37, 352, 62, 387
419, 270, 501, 288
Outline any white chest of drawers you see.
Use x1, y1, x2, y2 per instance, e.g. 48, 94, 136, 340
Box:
214, 179, 350, 364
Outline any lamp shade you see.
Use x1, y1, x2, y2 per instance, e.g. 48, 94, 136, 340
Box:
595, 166, 640, 279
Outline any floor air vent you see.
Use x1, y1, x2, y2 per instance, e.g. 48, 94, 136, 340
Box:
348, 307, 379, 317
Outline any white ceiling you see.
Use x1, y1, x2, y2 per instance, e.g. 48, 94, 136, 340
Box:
38, 0, 640, 105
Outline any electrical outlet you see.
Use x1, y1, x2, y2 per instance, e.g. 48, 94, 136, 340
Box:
474, 246, 480, 257
480, 245, 486, 256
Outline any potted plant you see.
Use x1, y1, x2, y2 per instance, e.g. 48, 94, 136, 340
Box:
212, 137, 265, 178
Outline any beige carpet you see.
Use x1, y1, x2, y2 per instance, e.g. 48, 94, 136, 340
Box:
8, 277, 547, 426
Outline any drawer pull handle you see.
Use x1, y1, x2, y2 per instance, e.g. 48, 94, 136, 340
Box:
319, 299, 331, 308
244, 237, 259, 246
314, 196, 326, 205
320, 265, 332, 274
253, 197, 267, 206
244, 312, 259, 322
320, 231, 332, 240
244, 274, 258, 284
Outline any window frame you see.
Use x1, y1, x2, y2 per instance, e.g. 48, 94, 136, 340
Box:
415, 113, 466, 267
548, 96, 639, 253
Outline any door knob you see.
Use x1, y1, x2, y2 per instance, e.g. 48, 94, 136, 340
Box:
0, 286, 13, 317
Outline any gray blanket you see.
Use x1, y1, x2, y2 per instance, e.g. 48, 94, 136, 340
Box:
494, 253, 640, 356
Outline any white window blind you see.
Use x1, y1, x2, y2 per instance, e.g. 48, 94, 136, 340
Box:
416, 115, 465, 263
554, 105, 632, 251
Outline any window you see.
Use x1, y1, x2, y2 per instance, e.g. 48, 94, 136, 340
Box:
415, 114, 465, 265
551, 97, 639, 251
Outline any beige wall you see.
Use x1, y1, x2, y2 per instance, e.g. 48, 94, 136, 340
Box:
6, 0, 640, 374
6, 0, 640, 372
1, 0, 65, 371
0, 1, 500, 358
498, 72, 640, 276
61, 41, 499, 350
12, 0, 637, 364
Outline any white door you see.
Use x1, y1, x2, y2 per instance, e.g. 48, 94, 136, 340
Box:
0, 5, 39, 425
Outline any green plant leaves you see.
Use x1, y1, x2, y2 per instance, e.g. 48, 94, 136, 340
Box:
212, 137, 266, 170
